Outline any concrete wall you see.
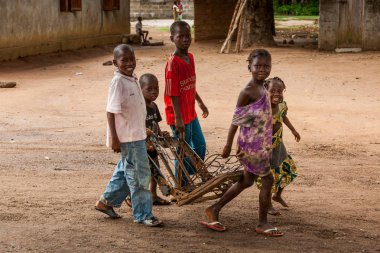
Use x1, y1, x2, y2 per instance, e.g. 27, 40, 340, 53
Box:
319, 0, 380, 50
0, 0, 130, 60
193, 0, 237, 41
363, 0, 380, 50
130, 0, 194, 20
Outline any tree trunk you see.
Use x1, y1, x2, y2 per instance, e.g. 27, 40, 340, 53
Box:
242, 0, 276, 47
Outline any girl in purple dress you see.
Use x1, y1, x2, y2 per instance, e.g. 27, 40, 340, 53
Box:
201, 49, 283, 237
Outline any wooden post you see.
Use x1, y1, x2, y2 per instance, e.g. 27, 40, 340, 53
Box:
226, 0, 242, 53
220, 0, 248, 54
235, 7, 245, 53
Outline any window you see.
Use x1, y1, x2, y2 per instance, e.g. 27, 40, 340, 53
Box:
60, 0, 82, 12
102, 0, 120, 11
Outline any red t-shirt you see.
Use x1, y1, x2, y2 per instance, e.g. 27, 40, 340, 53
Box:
164, 53, 197, 125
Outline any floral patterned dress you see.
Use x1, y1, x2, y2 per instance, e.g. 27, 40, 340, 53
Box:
232, 92, 272, 176
257, 101, 298, 191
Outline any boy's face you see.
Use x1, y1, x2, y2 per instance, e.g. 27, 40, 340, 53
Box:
267, 81, 284, 104
171, 25, 191, 51
141, 81, 159, 103
113, 50, 136, 77
249, 56, 271, 81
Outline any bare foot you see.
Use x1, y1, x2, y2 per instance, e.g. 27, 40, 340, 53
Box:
268, 206, 281, 216
272, 195, 289, 207
205, 205, 219, 222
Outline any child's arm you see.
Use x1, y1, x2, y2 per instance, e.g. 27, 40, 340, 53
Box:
283, 115, 301, 142
221, 89, 251, 158
221, 124, 238, 158
107, 112, 121, 153
196, 92, 209, 118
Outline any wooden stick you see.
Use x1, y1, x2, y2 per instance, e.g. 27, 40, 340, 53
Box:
235, 6, 245, 53
226, 0, 242, 53
220, 0, 248, 54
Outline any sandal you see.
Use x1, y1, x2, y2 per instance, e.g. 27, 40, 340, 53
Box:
200, 221, 227, 232
255, 227, 284, 237
94, 206, 121, 219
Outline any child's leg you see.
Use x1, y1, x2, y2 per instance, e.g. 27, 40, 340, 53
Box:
189, 117, 206, 160
272, 187, 288, 207
98, 147, 130, 207
150, 177, 157, 197
124, 140, 154, 222
256, 172, 283, 231
205, 170, 255, 222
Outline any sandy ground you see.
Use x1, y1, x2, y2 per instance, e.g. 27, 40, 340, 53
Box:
1, 26, 380, 253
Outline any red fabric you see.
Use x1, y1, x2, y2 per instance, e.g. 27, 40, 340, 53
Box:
164, 53, 197, 125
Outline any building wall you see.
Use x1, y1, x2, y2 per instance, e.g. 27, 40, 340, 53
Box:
130, 0, 194, 20
0, 0, 130, 61
319, 0, 380, 50
363, 0, 380, 50
193, 0, 237, 41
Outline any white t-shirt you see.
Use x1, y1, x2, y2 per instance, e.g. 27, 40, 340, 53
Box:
135, 22, 142, 34
106, 71, 147, 146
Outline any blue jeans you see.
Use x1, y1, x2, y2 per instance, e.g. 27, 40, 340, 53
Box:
170, 117, 206, 186
100, 140, 153, 222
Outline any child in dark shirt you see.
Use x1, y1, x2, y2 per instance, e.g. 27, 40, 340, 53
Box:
140, 73, 171, 205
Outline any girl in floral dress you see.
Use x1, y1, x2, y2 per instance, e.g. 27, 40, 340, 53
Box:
257, 77, 300, 215
201, 49, 283, 237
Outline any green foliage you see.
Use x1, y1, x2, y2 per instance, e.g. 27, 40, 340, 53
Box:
274, 0, 319, 16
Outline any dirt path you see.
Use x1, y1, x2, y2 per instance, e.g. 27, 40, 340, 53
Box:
0, 28, 379, 253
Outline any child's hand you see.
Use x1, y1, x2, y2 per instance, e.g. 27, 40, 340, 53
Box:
292, 130, 301, 142
146, 128, 154, 137
161, 131, 170, 137
221, 145, 232, 158
147, 143, 155, 152
111, 137, 121, 153
198, 102, 209, 118
175, 117, 185, 137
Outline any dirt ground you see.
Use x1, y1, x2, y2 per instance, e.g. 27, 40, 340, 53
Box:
1, 26, 380, 253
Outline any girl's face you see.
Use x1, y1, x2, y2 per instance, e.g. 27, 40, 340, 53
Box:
249, 56, 271, 81
267, 80, 285, 104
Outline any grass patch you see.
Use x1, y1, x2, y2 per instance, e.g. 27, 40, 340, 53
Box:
275, 15, 319, 21
157, 27, 170, 31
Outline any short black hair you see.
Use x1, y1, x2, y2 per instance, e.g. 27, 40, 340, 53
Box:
247, 49, 272, 65
264, 77, 286, 90
137, 16, 142, 21
113, 44, 134, 59
139, 73, 158, 88
170, 21, 191, 35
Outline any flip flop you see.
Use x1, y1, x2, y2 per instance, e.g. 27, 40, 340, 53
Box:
200, 221, 227, 232
94, 206, 121, 219
125, 198, 132, 208
255, 227, 284, 237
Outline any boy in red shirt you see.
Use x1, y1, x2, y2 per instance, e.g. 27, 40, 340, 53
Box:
164, 21, 209, 187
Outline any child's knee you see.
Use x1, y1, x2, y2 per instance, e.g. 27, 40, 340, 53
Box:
240, 176, 254, 188
261, 173, 274, 186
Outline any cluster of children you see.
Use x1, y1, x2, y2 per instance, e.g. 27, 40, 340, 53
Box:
95, 21, 300, 236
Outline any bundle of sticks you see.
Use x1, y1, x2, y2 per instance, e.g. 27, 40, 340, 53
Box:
220, 0, 248, 54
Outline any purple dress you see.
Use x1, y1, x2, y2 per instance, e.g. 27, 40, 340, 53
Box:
232, 92, 272, 176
